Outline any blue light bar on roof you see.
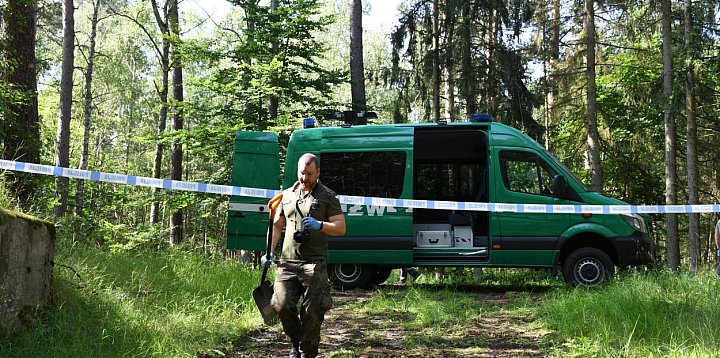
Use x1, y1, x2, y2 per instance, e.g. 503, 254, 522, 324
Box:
470, 113, 493, 122
303, 117, 315, 128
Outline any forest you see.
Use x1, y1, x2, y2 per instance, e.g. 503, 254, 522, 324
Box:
4, 0, 720, 357
2, 0, 720, 272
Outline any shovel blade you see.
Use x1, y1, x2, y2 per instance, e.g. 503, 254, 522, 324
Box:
252, 280, 277, 324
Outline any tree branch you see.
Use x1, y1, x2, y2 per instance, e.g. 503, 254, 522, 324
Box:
107, 4, 164, 62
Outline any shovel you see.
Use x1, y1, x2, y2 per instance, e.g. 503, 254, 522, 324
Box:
253, 194, 282, 324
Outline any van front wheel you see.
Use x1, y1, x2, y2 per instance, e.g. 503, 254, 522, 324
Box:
328, 263, 372, 290
562, 248, 614, 287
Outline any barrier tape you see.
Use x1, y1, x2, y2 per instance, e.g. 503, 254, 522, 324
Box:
2, 159, 719, 214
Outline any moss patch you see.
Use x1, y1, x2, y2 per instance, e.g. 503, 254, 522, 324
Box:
0, 208, 55, 232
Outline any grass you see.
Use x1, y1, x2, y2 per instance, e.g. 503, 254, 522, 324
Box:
0, 244, 266, 357
3, 245, 720, 357
341, 278, 542, 352
538, 269, 720, 357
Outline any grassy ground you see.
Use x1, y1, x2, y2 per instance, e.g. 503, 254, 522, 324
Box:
2, 246, 719, 357
538, 269, 720, 357
1, 245, 265, 357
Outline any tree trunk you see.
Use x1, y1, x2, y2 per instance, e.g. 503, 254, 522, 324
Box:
267, 0, 279, 121
431, 0, 440, 121
2, 0, 40, 209
584, 0, 602, 192
459, 1, 475, 115
546, 0, 560, 150
661, 0, 680, 271
54, 0, 75, 218
150, 0, 171, 225
75, 0, 101, 227
350, 0, 366, 112
169, 0, 184, 246
485, 10, 496, 111
684, 0, 699, 274
443, 4, 455, 121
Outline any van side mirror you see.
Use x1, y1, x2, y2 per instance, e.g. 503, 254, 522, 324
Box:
553, 175, 583, 202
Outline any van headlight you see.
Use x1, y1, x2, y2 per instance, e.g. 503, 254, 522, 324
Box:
621, 213, 648, 233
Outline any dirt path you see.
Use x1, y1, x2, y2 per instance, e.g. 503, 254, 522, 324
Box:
224, 285, 548, 358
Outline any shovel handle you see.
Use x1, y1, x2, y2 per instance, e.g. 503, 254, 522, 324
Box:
264, 194, 282, 256
261, 193, 283, 285
267, 193, 283, 219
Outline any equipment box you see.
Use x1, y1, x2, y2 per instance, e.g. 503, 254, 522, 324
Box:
416, 231, 453, 248
453, 226, 473, 248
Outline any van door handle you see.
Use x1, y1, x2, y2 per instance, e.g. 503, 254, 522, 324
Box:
459, 250, 487, 256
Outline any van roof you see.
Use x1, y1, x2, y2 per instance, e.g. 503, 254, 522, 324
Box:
292, 121, 541, 150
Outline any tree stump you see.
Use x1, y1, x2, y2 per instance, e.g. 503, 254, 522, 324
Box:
0, 209, 55, 331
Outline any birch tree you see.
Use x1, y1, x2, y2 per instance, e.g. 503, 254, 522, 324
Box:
662, 0, 680, 271
54, 0, 75, 217
584, 0, 602, 192
168, 0, 184, 245
75, 0, 102, 224
148, 0, 172, 224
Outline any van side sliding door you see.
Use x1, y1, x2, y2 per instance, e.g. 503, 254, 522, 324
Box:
413, 127, 490, 263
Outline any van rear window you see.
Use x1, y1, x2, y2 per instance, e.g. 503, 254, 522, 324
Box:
321, 151, 406, 198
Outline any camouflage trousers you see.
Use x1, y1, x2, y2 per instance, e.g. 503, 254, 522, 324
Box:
271, 260, 333, 358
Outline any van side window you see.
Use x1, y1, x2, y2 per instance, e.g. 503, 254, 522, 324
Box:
321, 151, 406, 198
415, 162, 481, 201
499, 151, 557, 196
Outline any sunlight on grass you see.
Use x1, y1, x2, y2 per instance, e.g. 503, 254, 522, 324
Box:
540, 269, 720, 357
350, 285, 503, 350
0, 246, 265, 357
4, 246, 719, 357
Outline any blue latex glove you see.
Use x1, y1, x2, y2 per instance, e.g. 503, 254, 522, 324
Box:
260, 252, 274, 268
302, 216, 322, 231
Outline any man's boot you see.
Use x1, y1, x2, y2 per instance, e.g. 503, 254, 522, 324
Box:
289, 342, 301, 358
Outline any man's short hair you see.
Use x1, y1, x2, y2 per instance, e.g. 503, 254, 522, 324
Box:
298, 153, 319, 168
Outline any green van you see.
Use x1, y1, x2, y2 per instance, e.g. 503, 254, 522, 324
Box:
227, 114, 652, 288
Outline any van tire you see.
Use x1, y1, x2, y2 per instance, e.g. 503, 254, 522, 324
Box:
363, 267, 393, 289
328, 263, 372, 290
562, 248, 614, 287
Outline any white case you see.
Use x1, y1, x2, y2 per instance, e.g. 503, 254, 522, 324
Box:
416, 231, 453, 248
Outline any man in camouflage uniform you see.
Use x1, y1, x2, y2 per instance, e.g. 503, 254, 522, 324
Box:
262, 153, 346, 358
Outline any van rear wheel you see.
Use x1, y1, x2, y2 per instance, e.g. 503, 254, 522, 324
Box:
362, 267, 393, 289
563, 248, 614, 287
328, 263, 372, 290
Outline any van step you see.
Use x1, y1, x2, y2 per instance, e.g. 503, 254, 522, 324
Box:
413, 248, 489, 262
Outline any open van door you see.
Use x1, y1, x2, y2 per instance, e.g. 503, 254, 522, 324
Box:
412, 128, 491, 264
227, 132, 280, 251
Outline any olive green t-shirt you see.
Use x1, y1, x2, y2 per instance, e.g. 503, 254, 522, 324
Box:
278, 181, 343, 261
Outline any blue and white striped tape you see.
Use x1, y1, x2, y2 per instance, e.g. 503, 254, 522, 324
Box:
2, 159, 719, 214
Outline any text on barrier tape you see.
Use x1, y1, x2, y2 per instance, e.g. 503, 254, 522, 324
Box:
2, 159, 719, 214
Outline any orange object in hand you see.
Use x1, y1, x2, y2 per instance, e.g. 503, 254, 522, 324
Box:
267, 193, 283, 219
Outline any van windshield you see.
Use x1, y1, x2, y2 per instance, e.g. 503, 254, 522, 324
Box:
543, 150, 589, 191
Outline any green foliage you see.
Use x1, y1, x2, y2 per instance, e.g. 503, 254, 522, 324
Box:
0, 176, 17, 209
391, 0, 542, 126
196, 0, 345, 131
594, 53, 666, 205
